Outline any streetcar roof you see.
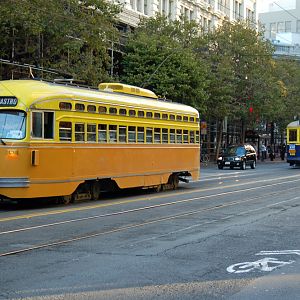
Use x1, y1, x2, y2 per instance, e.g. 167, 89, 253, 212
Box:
0, 80, 199, 116
287, 120, 300, 128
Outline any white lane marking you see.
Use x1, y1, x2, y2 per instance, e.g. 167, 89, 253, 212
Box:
256, 250, 300, 256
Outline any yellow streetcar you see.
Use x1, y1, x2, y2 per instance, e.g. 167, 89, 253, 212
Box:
0, 80, 200, 203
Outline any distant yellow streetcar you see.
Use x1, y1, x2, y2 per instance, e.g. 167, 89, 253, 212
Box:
0, 80, 200, 203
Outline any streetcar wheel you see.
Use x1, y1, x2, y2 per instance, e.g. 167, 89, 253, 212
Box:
154, 185, 162, 192
60, 195, 73, 205
91, 182, 101, 200
171, 174, 179, 190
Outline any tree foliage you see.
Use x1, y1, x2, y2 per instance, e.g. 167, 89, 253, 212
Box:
121, 15, 209, 113
0, 0, 121, 85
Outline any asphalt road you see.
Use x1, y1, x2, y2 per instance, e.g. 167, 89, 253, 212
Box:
0, 159, 300, 300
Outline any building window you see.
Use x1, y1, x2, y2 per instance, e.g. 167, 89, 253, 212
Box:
277, 22, 284, 33
297, 20, 300, 33
285, 21, 291, 32
270, 23, 276, 39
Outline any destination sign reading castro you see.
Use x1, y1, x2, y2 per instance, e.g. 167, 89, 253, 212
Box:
0, 96, 18, 107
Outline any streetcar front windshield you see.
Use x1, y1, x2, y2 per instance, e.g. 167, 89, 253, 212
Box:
0, 110, 26, 139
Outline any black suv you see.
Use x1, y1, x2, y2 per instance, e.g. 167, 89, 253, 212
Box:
217, 144, 257, 170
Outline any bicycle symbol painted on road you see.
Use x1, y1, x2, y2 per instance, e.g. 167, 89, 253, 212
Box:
227, 250, 300, 274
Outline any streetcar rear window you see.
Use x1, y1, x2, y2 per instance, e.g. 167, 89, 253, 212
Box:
289, 129, 298, 142
0, 110, 26, 139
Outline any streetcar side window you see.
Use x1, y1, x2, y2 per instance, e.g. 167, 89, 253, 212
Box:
59, 121, 72, 141
162, 128, 168, 143
154, 128, 161, 143
170, 129, 176, 143
75, 123, 85, 142
99, 106, 107, 114
138, 111, 144, 118
176, 129, 182, 143
129, 110, 136, 117
32, 112, 43, 138
137, 127, 145, 143
44, 112, 54, 139
75, 103, 85, 111
128, 126, 136, 143
32, 111, 54, 139
119, 108, 127, 116
183, 130, 189, 143
59, 102, 72, 110
87, 124, 96, 142
196, 130, 200, 143
289, 129, 298, 142
119, 126, 127, 143
109, 107, 117, 115
87, 105, 96, 113
146, 112, 153, 118
98, 124, 107, 143
146, 128, 153, 143
109, 125, 117, 142
190, 131, 195, 143
154, 112, 161, 119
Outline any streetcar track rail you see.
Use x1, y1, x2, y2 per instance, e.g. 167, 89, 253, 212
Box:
1, 185, 299, 258
1, 178, 300, 235
1, 174, 300, 223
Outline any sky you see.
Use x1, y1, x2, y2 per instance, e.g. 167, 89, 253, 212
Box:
257, 0, 297, 13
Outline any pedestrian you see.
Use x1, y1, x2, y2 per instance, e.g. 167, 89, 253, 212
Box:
260, 143, 267, 161
280, 143, 286, 160
267, 145, 274, 161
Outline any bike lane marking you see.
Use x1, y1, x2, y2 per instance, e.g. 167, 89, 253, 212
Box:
227, 250, 300, 274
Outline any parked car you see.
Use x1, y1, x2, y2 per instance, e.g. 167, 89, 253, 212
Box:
217, 144, 257, 170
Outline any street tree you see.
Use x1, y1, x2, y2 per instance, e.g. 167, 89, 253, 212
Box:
195, 21, 279, 157
0, 0, 121, 85
121, 15, 209, 113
